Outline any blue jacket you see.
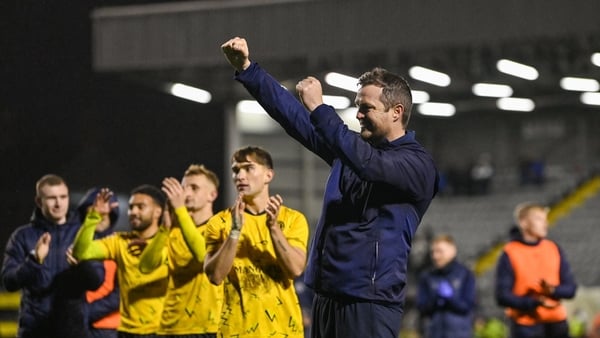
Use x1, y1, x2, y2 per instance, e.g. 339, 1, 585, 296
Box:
1, 208, 103, 338
236, 63, 438, 304
416, 260, 476, 338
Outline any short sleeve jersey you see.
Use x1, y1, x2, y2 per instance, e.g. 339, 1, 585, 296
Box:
98, 232, 168, 334
205, 206, 309, 338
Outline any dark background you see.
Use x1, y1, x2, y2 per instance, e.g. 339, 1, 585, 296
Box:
0, 1, 226, 243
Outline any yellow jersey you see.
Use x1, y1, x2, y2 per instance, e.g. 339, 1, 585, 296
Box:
159, 207, 224, 334
206, 206, 309, 338
95, 232, 169, 334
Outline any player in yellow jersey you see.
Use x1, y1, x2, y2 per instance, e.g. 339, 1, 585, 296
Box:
139, 165, 224, 338
204, 146, 309, 338
73, 185, 169, 338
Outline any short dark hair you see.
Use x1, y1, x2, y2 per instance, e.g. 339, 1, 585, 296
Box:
36, 174, 67, 197
358, 67, 413, 127
130, 184, 166, 209
232, 146, 274, 169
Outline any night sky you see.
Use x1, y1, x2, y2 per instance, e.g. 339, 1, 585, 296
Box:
1, 1, 226, 244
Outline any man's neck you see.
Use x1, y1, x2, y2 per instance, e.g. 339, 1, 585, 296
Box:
135, 224, 159, 239
243, 192, 270, 215
188, 207, 213, 226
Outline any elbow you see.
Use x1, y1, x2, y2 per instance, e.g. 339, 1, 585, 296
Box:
2, 278, 19, 292
139, 265, 154, 275
287, 266, 305, 280
203, 265, 224, 285
206, 272, 224, 286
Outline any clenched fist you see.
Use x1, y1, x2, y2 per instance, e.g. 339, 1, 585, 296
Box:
221, 37, 251, 72
296, 76, 324, 112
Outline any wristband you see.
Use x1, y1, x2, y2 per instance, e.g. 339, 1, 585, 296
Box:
229, 230, 241, 240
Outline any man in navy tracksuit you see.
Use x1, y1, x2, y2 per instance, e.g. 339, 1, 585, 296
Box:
416, 235, 476, 338
1, 174, 103, 338
221, 37, 438, 338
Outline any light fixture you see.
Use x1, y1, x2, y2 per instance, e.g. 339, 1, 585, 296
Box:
496, 97, 535, 112
235, 100, 278, 134
325, 72, 358, 92
591, 53, 600, 67
408, 66, 451, 87
559, 77, 600, 92
323, 95, 351, 109
472, 83, 513, 97
338, 107, 361, 132
581, 92, 600, 106
496, 59, 539, 80
411, 90, 430, 104
418, 102, 456, 117
236, 100, 266, 114
168, 83, 212, 103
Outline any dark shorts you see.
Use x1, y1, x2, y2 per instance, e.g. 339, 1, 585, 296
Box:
510, 320, 569, 338
90, 328, 118, 338
310, 293, 403, 338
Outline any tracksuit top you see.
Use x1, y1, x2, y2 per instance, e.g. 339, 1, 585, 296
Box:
236, 62, 438, 304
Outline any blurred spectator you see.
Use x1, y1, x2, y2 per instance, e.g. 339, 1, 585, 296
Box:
417, 234, 476, 338
470, 152, 494, 195
495, 202, 577, 338
519, 158, 545, 186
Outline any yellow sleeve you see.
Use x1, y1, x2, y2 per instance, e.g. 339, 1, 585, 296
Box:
73, 210, 109, 260
138, 226, 169, 274
205, 211, 228, 255
174, 206, 206, 261
283, 208, 309, 253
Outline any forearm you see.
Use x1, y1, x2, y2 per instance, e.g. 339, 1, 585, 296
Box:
139, 226, 169, 274
1, 255, 45, 292
554, 248, 577, 299
89, 287, 120, 322
269, 226, 306, 278
236, 63, 333, 164
73, 211, 107, 260
174, 206, 206, 261
204, 237, 238, 285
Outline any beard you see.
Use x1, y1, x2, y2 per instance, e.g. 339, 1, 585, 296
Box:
130, 217, 153, 232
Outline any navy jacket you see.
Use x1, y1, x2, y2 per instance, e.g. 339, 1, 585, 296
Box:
1, 209, 103, 338
236, 63, 438, 304
416, 260, 476, 338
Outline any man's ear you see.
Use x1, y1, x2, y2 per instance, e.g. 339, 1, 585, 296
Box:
35, 196, 42, 208
393, 104, 404, 122
153, 206, 163, 222
208, 189, 218, 203
265, 168, 274, 184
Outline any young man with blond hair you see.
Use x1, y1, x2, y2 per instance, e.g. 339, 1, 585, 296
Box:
495, 202, 577, 338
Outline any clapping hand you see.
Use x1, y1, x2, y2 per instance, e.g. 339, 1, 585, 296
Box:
266, 194, 283, 230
